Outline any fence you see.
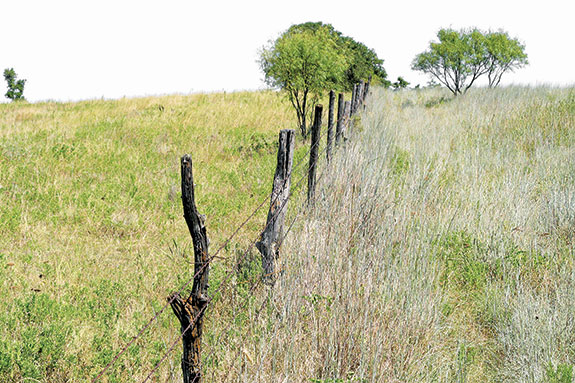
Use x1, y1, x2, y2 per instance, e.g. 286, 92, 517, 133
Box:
92, 79, 371, 383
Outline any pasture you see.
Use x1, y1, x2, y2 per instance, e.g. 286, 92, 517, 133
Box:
1, 86, 574, 382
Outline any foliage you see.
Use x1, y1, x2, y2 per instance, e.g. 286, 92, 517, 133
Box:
484, 31, 528, 87
3, 68, 26, 101
260, 22, 388, 136
412, 28, 527, 95
259, 25, 346, 136
545, 363, 573, 383
392, 76, 410, 90
286, 22, 388, 90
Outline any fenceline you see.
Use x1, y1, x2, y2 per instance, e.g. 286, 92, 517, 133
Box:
92, 80, 370, 383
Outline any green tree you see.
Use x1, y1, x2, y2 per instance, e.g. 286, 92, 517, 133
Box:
392, 76, 410, 90
412, 28, 488, 95
412, 28, 527, 95
286, 22, 388, 90
259, 26, 346, 137
484, 31, 528, 87
3, 68, 26, 101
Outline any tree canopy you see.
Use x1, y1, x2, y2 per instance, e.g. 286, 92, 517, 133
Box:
412, 28, 527, 95
286, 22, 388, 89
259, 25, 345, 136
484, 31, 528, 87
259, 22, 387, 136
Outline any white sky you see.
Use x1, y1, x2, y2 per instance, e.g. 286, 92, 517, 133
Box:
1, 0, 574, 103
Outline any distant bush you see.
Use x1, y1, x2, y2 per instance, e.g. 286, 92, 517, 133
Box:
3, 68, 26, 101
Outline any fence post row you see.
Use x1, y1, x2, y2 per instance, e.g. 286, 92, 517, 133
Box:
365, 75, 371, 99
162, 81, 370, 383
256, 129, 295, 285
169, 154, 210, 383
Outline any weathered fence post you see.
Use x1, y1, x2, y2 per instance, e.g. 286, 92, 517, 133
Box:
356, 82, 364, 111
335, 92, 344, 146
326, 90, 335, 162
343, 100, 351, 138
365, 76, 371, 97
256, 129, 295, 284
308, 105, 322, 203
351, 84, 358, 115
169, 154, 210, 383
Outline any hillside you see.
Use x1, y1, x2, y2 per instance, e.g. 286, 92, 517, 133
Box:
0, 91, 309, 381
1, 87, 575, 382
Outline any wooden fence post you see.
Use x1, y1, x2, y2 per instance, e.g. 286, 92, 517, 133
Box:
351, 84, 358, 115
169, 154, 210, 383
365, 75, 371, 99
335, 92, 344, 146
308, 105, 322, 203
357, 82, 364, 109
326, 90, 335, 162
256, 129, 295, 284
343, 101, 351, 138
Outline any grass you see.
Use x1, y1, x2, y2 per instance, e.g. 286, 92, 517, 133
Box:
1, 86, 575, 382
0, 91, 313, 381
213, 86, 575, 382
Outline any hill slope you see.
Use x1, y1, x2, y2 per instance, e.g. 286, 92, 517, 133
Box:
0, 91, 309, 381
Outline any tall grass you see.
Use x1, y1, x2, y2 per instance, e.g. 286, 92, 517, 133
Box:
216, 86, 575, 382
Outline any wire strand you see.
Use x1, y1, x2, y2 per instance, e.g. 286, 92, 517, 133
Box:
94, 124, 330, 382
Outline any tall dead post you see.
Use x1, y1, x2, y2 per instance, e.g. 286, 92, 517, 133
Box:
169, 154, 210, 383
326, 90, 335, 162
335, 92, 344, 146
308, 105, 322, 203
256, 129, 295, 284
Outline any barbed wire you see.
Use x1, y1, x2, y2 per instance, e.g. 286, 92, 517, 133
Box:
92, 128, 329, 382
137, 135, 335, 382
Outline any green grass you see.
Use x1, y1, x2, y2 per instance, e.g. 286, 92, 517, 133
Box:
0, 91, 313, 381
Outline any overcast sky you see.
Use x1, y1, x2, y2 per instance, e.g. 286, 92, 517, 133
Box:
2, 0, 574, 103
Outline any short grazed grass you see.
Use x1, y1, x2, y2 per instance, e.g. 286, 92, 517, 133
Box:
0, 91, 312, 381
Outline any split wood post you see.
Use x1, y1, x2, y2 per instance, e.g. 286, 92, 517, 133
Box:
335, 92, 344, 146
326, 90, 335, 162
169, 154, 210, 383
256, 129, 295, 284
307, 105, 322, 203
